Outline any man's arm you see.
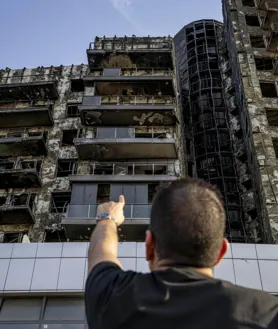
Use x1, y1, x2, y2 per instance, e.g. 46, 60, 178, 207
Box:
87, 195, 125, 274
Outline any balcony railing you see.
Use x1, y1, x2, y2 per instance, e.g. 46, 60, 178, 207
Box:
89, 162, 180, 176
89, 68, 173, 77
88, 39, 172, 51
67, 204, 151, 219
88, 95, 175, 106
0, 127, 46, 139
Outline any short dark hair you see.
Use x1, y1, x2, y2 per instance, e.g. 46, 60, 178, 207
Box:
150, 178, 226, 268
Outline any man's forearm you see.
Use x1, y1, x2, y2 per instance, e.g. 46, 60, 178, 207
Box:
88, 220, 122, 274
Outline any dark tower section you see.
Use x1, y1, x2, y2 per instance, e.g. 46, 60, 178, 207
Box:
174, 20, 247, 242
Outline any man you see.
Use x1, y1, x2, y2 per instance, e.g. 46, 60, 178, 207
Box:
85, 178, 278, 329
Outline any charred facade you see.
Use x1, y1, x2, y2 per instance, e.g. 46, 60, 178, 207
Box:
0, 14, 277, 244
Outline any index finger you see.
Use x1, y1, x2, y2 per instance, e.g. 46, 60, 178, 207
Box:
119, 195, 125, 206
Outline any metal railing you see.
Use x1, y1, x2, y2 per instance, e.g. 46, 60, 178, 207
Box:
89, 39, 172, 51
89, 68, 173, 77
0, 193, 36, 210
89, 161, 180, 176
67, 204, 152, 219
84, 95, 175, 106
0, 127, 46, 139
0, 158, 42, 174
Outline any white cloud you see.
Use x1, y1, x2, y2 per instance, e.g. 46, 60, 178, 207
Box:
109, 0, 147, 34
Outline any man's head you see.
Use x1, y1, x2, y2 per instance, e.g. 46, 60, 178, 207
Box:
146, 178, 229, 271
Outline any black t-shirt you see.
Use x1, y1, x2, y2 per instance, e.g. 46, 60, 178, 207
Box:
85, 262, 278, 329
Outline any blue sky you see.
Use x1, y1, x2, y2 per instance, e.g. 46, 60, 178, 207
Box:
0, 0, 223, 69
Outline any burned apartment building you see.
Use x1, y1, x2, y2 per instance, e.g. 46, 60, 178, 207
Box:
0, 5, 278, 248
222, 0, 278, 243
1, 10, 278, 328
0, 36, 181, 244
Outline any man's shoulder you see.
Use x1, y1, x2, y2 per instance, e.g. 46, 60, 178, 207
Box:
217, 279, 278, 326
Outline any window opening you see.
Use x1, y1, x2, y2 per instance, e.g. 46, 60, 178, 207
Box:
67, 104, 80, 118
57, 160, 77, 177
71, 79, 84, 92
97, 184, 110, 203
260, 82, 277, 97
245, 15, 260, 26
51, 192, 71, 213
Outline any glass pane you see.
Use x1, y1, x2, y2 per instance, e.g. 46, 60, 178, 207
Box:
44, 298, 85, 321
0, 298, 42, 321
41, 325, 84, 329
0, 325, 39, 329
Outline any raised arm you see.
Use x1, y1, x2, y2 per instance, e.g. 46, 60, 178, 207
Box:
87, 195, 125, 274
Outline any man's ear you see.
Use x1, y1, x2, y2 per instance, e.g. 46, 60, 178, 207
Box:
215, 238, 229, 266
145, 230, 155, 262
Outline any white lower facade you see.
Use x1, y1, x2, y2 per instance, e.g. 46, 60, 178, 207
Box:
0, 242, 277, 294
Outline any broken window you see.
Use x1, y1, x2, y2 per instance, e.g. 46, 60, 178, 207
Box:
0, 197, 6, 206
250, 36, 265, 48
97, 184, 110, 203
148, 183, 159, 203
51, 192, 71, 213
62, 129, 80, 146
266, 108, 278, 126
255, 58, 273, 71
71, 79, 84, 92
66, 104, 80, 118
44, 229, 67, 242
0, 160, 14, 170
245, 15, 260, 26
57, 160, 77, 177
242, 0, 255, 6
91, 163, 114, 175
2, 232, 26, 243
10, 194, 28, 206
260, 82, 278, 98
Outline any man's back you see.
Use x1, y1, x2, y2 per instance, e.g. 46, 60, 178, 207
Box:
85, 262, 278, 329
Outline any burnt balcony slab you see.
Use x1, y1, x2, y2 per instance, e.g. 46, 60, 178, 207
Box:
0, 206, 35, 224
0, 81, 58, 102
0, 105, 53, 128
0, 168, 41, 188
74, 138, 177, 160
0, 133, 47, 157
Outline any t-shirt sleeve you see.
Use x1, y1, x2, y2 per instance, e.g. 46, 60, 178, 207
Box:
85, 261, 136, 329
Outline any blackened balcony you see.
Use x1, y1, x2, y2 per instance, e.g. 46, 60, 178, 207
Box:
0, 81, 58, 102
62, 204, 151, 241
267, 22, 278, 51
261, 2, 278, 30
74, 127, 177, 160
0, 158, 42, 188
79, 95, 176, 126
0, 128, 47, 157
0, 103, 53, 128
87, 37, 172, 69
83, 68, 174, 87
70, 161, 180, 182
74, 138, 177, 160
0, 193, 36, 224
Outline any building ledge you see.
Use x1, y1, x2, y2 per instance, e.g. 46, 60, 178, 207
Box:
74, 137, 177, 160
0, 106, 53, 128
69, 174, 178, 183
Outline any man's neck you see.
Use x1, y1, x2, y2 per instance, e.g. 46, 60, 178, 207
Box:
151, 259, 214, 278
